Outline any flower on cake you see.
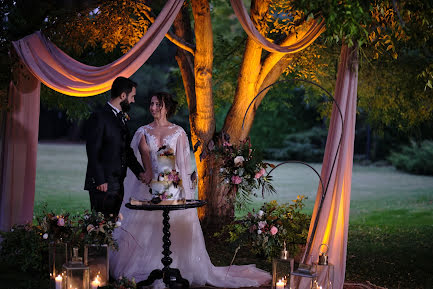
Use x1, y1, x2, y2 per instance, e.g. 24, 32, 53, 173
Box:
157, 145, 174, 157
158, 170, 181, 188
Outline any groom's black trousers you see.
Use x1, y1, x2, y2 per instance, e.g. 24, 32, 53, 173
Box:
88, 176, 124, 216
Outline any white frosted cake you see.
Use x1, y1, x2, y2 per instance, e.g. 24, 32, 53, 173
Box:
149, 147, 185, 205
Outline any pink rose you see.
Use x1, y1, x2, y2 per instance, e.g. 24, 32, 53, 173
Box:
231, 175, 242, 184
57, 218, 65, 227
270, 226, 278, 235
255, 167, 266, 179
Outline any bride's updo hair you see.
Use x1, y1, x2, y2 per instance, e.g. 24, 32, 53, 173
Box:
151, 92, 178, 118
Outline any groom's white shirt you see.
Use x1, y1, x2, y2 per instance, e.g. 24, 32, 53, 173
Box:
107, 101, 120, 116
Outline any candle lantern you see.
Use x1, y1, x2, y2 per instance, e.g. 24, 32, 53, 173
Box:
49, 242, 68, 289
272, 241, 294, 289
63, 247, 90, 289
313, 244, 334, 289
290, 244, 334, 289
84, 244, 109, 286
290, 263, 317, 289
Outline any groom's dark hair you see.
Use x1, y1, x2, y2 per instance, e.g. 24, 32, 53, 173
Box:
111, 77, 137, 99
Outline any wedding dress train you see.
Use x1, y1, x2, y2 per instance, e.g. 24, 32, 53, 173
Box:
110, 124, 271, 287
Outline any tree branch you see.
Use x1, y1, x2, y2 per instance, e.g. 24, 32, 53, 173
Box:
142, 8, 195, 55
256, 19, 317, 92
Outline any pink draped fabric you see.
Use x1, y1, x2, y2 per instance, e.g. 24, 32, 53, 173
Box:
12, 0, 183, 96
301, 44, 358, 289
230, 0, 325, 53
0, 62, 40, 231
0, 0, 183, 231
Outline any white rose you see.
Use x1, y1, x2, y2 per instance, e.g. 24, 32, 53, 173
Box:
258, 221, 267, 229
43, 233, 48, 239
115, 221, 122, 227
257, 229, 262, 235
233, 156, 245, 167
258, 210, 264, 217
219, 168, 225, 173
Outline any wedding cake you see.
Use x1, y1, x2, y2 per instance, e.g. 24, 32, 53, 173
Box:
149, 146, 185, 205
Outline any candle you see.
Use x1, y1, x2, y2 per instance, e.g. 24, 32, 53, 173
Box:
91, 278, 101, 289
55, 275, 62, 289
276, 279, 285, 289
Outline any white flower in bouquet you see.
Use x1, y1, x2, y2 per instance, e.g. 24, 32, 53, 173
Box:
43, 233, 48, 239
219, 167, 225, 173
258, 210, 264, 218
258, 220, 267, 229
115, 221, 122, 227
87, 224, 95, 233
234, 156, 245, 167
257, 229, 262, 235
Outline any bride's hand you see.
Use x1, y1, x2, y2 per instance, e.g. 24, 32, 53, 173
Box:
139, 171, 152, 185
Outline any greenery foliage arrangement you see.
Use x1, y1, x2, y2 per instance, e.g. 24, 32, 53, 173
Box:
214, 137, 275, 207
388, 140, 433, 175
0, 224, 48, 274
217, 198, 310, 260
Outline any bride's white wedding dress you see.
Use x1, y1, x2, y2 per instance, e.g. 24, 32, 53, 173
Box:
110, 124, 271, 287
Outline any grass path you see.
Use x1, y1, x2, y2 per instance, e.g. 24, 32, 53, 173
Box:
34, 143, 433, 288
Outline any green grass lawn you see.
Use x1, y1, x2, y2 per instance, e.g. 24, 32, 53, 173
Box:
33, 143, 433, 288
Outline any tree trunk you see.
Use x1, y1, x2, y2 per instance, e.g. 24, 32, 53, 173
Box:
173, 1, 324, 229
189, 0, 217, 222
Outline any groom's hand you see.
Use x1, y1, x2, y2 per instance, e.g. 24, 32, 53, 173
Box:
96, 183, 108, 192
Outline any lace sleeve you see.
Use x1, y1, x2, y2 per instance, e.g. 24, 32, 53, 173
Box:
175, 129, 193, 199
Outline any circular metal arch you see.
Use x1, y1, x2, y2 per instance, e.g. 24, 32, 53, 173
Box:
242, 78, 344, 261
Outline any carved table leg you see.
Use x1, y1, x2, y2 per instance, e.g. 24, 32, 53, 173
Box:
137, 209, 189, 289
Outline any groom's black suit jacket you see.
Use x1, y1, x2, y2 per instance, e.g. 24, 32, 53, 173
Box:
84, 103, 143, 190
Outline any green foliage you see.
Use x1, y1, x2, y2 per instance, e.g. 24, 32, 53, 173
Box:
0, 224, 50, 288
217, 198, 310, 260
388, 140, 433, 175
0, 224, 48, 273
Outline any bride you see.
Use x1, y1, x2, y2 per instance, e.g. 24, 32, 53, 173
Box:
110, 92, 271, 288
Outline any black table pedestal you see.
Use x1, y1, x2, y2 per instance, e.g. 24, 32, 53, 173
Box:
136, 209, 189, 289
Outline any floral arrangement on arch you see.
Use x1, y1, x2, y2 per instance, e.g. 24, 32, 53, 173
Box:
215, 137, 275, 206
218, 197, 310, 260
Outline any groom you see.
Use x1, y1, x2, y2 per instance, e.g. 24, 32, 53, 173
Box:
84, 76, 146, 216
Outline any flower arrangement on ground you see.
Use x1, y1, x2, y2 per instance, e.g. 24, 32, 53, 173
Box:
74, 210, 121, 250
100, 276, 136, 289
215, 137, 275, 207
35, 208, 74, 243
218, 197, 310, 260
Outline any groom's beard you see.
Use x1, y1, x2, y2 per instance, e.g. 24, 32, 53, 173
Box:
120, 99, 131, 112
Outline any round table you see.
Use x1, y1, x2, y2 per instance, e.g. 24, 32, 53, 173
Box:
125, 199, 206, 289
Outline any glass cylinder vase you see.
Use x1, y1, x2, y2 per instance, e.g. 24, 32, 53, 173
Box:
84, 244, 109, 286
49, 242, 68, 289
